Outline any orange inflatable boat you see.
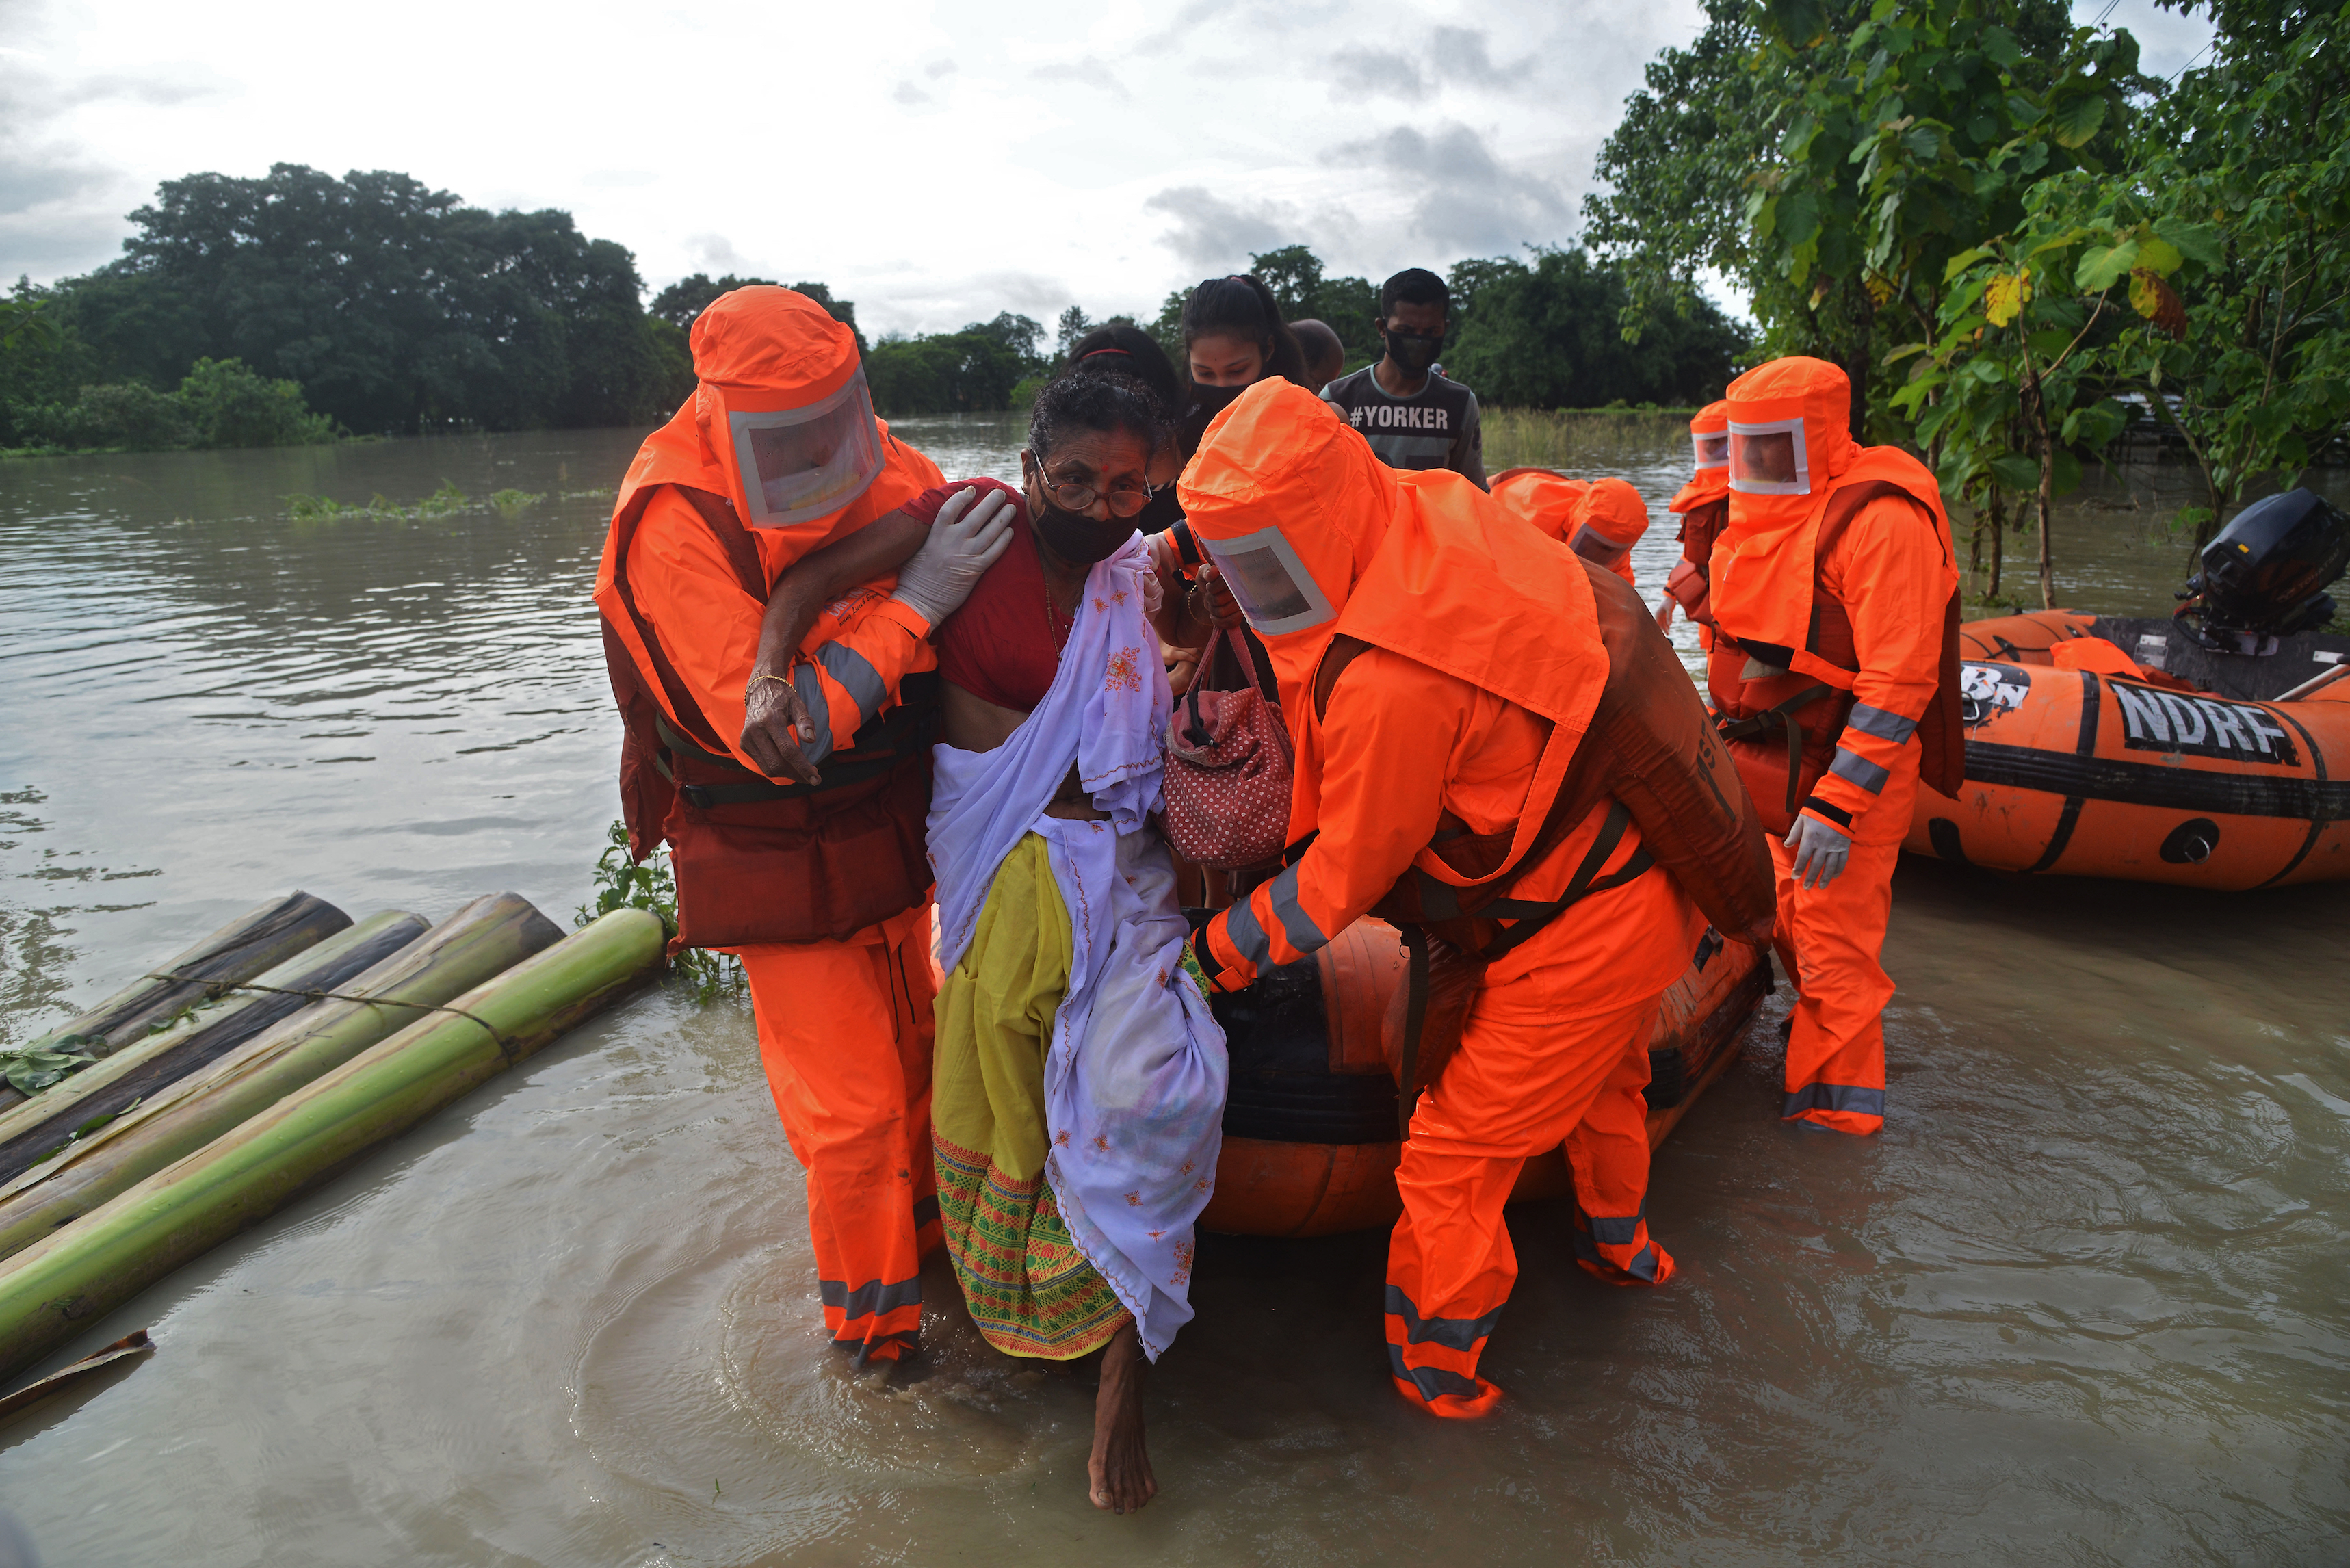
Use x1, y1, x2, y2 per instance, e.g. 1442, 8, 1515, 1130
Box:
1199, 919, 1772, 1238
1909, 617, 2350, 887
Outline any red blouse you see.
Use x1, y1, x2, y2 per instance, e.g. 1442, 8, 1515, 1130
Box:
914, 478, 1066, 712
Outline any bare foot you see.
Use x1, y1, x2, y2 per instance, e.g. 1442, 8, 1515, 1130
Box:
1088, 1322, 1156, 1514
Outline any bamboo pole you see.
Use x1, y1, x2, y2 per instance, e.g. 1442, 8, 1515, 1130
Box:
0, 909, 664, 1382
0, 893, 563, 1262
0, 911, 430, 1184
18, 892, 352, 1059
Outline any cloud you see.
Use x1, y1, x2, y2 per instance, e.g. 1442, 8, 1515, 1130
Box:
686, 233, 753, 274
1324, 26, 1532, 103
1145, 185, 1301, 269
581, 168, 657, 189
892, 81, 930, 105
1324, 120, 1571, 254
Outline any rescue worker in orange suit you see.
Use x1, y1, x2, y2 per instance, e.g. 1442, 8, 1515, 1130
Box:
1179, 381, 1710, 1417
1490, 471, 1651, 586
1700, 357, 1963, 1135
595, 287, 1014, 1365
1659, 401, 1731, 636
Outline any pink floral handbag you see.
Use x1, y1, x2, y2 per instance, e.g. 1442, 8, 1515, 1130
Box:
1160, 628, 1294, 870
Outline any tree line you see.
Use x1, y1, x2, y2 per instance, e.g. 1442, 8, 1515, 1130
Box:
2, 164, 1751, 454
1589, 0, 2346, 601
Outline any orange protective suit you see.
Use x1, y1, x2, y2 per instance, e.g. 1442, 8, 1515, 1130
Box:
1661, 402, 1730, 640
1181, 382, 1705, 1417
1488, 468, 1589, 542
1707, 358, 1959, 1136
1565, 478, 1651, 586
595, 287, 948, 1360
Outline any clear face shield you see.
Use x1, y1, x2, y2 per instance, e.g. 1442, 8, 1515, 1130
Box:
1568, 525, 1630, 569
1727, 417, 1812, 496
726, 368, 885, 527
1691, 429, 1730, 473
1198, 525, 1336, 636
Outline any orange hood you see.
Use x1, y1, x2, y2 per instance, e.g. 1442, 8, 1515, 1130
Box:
1669, 399, 1732, 514
1489, 467, 1591, 543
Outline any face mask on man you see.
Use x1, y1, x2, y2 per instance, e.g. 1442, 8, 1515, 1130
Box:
1383, 330, 1444, 376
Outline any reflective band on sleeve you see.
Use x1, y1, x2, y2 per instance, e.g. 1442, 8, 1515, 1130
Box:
1782, 1082, 1885, 1119
1830, 746, 1890, 794
1223, 896, 1275, 969
820, 1275, 923, 1320
1385, 1343, 1487, 1403
1846, 702, 1918, 744
814, 639, 889, 729
1384, 1285, 1502, 1352
792, 662, 835, 767
1266, 864, 1331, 956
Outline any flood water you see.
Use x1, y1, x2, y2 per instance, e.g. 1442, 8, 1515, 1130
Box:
1, 418, 2344, 1565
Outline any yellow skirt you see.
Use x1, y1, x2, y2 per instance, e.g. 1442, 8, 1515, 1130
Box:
932, 833, 1130, 1360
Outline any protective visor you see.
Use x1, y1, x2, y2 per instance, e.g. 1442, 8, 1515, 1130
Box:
726, 368, 884, 528
1568, 525, 1630, 569
1692, 429, 1730, 472
1727, 418, 1811, 496
1197, 525, 1336, 636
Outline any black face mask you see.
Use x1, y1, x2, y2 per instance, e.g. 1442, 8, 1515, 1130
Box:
1383, 329, 1444, 376
1190, 380, 1246, 421
1030, 492, 1132, 564
1135, 484, 1184, 535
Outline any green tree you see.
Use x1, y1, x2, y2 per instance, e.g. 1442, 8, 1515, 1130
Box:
649, 272, 778, 329
1444, 248, 1751, 407
1587, 0, 2141, 437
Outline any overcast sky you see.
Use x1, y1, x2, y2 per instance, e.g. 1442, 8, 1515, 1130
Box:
1, 0, 2216, 339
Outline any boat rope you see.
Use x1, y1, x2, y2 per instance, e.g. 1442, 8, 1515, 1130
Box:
142, 971, 519, 1054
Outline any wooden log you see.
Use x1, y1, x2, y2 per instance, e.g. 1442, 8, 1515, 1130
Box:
0, 909, 664, 1383
0, 911, 430, 1184
0, 893, 562, 1263
21, 892, 352, 1058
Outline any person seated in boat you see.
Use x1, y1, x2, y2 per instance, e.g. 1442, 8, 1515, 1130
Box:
1320, 267, 1489, 490
918, 365, 1230, 1514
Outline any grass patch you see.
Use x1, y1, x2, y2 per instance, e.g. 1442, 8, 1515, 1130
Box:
1482, 406, 1697, 471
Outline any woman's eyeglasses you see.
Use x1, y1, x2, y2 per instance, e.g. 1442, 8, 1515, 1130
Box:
1027, 454, 1159, 519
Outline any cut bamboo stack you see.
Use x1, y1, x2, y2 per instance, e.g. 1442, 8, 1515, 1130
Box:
0, 894, 666, 1382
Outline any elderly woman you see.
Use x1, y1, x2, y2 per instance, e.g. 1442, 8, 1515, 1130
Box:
906, 365, 1227, 1515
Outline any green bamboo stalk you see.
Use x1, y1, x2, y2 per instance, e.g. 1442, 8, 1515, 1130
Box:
20, 892, 352, 1058
0, 911, 429, 1184
0, 909, 664, 1382
0, 893, 562, 1262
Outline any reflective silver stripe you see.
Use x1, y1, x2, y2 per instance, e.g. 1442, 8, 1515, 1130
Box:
1830, 746, 1890, 794
1846, 702, 1917, 744
814, 639, 889, 730
1266, 864, 1330, 957
1385, 1342, 1485, 1402
1782, 1082, 1885, 1119
1383, 1284, 1502, 1352
1223, 896, 1275, 969
1621, 1241, 1664, 1283
1583, 1212, 1645, 1247
792, 662, 835, 766
820, 1275, 922, 1319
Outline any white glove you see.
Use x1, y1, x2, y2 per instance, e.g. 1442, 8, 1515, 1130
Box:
1784, 814, 1852, 889
890, 486, 1016, 626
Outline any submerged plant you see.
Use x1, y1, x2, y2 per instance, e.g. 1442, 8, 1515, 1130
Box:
576, 820, 742, 1005
489, 487, 547, 517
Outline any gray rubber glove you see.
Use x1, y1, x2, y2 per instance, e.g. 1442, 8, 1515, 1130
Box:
890, 485, 1016, 626
1784, 813, 1852, 889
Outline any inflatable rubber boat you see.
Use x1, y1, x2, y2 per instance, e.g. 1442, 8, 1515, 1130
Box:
1199, 918, 1771, 1237
1910, 488, 2350, 887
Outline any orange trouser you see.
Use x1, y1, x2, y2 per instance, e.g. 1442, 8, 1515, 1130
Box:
1384, 913, 1682, 1419
1770, 745, 1921, 1135
735, 903, 940, 1363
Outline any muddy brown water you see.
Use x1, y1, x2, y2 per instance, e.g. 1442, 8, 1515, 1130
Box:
0, 419, 2344, 1565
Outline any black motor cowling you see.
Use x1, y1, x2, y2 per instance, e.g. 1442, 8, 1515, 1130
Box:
2182, 488, 2350, 649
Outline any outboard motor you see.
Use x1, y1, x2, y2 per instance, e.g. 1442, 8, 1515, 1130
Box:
2179, 488, 2350, 653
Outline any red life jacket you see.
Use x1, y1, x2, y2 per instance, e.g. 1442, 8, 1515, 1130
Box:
1707, 476, 1964, 834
